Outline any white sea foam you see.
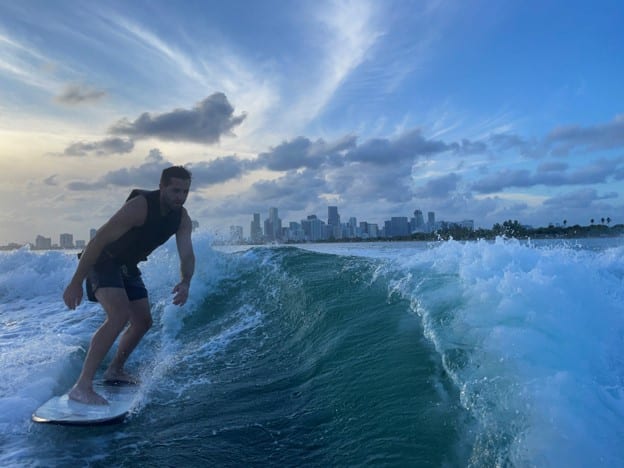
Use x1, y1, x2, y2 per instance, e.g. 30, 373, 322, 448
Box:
389, 238, 624, 466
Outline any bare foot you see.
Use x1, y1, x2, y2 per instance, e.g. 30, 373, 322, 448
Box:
68, 385, 108, 405
103, 369, 140, 385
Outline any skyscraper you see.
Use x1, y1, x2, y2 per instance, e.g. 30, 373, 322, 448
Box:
250, 213, 262, 243
327, 206, 341, 239
265, 207, 282, 241
328, 206, 340, 226
413, 210, 425, 232
428, 211, 435, 232
390, 217, 409, 237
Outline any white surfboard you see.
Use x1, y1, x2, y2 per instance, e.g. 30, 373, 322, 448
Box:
32, 381, 139, 425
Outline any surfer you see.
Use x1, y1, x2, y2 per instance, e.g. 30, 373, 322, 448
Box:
62, 166, 195, 405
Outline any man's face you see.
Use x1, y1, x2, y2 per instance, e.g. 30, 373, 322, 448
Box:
160, 177, 191, 211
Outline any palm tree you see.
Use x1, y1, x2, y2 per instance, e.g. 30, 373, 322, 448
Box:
590, 218, 595, 225
601, 217, 605, 224
607, 217, 611, 225
563, 219, 567, 227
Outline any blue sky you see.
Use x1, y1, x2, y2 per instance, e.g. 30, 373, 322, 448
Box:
1, 0, 623, 243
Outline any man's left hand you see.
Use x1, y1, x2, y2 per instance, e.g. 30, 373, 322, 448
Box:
172, 282, 190, 306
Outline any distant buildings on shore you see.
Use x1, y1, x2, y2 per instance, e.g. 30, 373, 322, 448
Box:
27, 230, 94, 251
236, 206, 474, 244
0, 220, 202, 252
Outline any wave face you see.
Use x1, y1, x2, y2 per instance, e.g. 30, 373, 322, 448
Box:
1, 236, 623, 466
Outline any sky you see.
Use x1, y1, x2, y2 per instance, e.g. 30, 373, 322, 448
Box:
1, 0, 623, 244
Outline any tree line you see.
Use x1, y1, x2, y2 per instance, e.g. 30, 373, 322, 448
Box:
417, 219, 623, 241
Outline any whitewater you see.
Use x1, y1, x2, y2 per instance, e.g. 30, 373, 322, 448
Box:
1, 235, 623, 466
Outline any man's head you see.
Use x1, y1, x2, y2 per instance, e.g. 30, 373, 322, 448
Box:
160, 166, 192, 186
160, 166, 192, 211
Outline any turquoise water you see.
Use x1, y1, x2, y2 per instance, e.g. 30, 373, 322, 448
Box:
1, 236, 623, 466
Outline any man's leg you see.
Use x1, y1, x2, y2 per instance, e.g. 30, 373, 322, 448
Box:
68, 288, 132, 405
104, 298, 152, 383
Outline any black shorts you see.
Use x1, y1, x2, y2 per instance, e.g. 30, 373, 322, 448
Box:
85, 259, 148, 302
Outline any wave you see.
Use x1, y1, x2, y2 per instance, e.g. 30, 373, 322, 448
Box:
1, 236, 623, 466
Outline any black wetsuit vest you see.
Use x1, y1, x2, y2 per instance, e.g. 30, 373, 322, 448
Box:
98, 189, 182, 269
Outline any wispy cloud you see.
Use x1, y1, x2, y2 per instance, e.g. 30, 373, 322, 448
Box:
286, 0, 382, 126
0, 32, 57, 91
100, 13, 205, 84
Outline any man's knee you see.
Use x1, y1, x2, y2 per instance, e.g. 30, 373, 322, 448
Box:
139, 314, 153, 332
131, 308, 152, 332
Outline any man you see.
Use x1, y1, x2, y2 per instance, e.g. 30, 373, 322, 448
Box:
63, 166, 195, 405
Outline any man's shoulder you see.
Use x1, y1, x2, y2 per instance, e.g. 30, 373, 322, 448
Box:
176, 208, 192, 231
113, 193, 149, 227
126, 189, 155, 202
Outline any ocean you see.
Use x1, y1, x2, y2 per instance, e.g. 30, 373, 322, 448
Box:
1, 235, 623, 467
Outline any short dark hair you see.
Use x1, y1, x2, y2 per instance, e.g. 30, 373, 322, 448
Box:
161, 166, 192, 186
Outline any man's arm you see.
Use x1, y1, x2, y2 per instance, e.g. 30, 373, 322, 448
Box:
63, 196, 148, 309
172, 209, 195, 306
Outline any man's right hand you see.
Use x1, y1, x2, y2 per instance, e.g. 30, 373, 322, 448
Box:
63, 281, 83, 309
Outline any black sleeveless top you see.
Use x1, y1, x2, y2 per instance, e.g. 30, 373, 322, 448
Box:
98, 189, 182, 269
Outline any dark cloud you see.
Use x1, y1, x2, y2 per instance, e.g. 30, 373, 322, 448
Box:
255, 137, 319, 171
62, 137, 134, 157
450, 139, 488, 155
346, 129, 449, 165
565, 158, 624, 185
250, 170, 327, 206
471, 169, 533, 193
100, 150, 170, 187
188, 156, 247, 186
254, 135, 356, 171
471, 158, 624, 193
543, 188, 619, 208
67, 149, 171, 191
413, 173, 461, 198
488, 133, 546, 159
109, 93, 246, 144
466, 116, 624, 161
65, 148, 248, 192
537, 162, 568, 173
329, 162, 414, 203
55, 84, 107, 105
546, 115, 624, 156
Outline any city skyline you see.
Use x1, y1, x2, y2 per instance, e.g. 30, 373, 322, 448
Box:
3, 198, 617, 250
244, 204, 467, 243
14, 206, 444, 249
1, 1, 623, 245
